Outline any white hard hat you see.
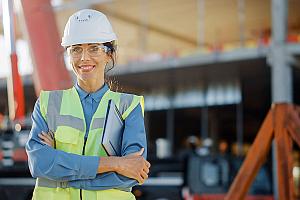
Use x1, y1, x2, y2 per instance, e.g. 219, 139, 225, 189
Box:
61, 9, 117, 47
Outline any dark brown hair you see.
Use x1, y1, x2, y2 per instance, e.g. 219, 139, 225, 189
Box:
103, 42, 120, 91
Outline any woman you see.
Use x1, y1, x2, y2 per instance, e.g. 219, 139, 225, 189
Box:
26, 9, 150, 200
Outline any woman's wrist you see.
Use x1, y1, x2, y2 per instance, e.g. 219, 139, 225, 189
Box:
97, 156, 121, 174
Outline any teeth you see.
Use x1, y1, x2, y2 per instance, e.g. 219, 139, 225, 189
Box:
80, 65, 94, 70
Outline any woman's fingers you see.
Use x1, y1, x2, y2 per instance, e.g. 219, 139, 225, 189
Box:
39, 135, 51, 146
140, 170, 148, 180
137, 175, 144, 185
143, 165, 150, 174
42, 132, 53, 144
38, 133, 47, 141
48, 130, 55, 139
116, 154, 150, 185
128, 160, 150, 183
41, 139, 52, 146
42, 132, 53, 140
48, 131, 56, 148
145, 160, 151, 168
39, 134, 51, 145
38, 132, 54, 147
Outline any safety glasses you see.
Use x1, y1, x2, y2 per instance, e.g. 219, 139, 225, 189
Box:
68, 44, 109, 58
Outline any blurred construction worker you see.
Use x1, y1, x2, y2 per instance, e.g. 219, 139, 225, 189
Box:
26, 9, 150, 200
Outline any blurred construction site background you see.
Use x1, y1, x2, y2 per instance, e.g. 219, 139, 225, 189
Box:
0, 0, 300, 200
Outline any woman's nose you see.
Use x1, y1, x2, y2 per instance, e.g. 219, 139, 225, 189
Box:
80, 49, 91, 61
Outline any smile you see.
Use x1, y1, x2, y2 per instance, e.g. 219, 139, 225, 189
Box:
78, 65, 95, 72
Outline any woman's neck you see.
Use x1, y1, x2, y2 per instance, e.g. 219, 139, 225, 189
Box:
77, 79, 104, 93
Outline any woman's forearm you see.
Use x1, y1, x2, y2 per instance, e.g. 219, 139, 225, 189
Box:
97, 149, 149, 184
27, 100, 99, 181
97, 156, 120, 173
71, 149, 148, 191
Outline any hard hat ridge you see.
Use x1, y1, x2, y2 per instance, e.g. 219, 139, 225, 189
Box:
61, 9, 117, 47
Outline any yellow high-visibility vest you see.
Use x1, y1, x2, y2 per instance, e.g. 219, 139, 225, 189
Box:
32, 86, 144, 200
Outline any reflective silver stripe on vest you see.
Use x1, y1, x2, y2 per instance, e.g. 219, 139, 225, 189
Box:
36, 178, 69, 189
47, 91, 63, 131
119, 94, 134, 116
91, 117, 105, 130
47, 90, 84, 132
36, 177, 132, 192
56, 115, 85, 132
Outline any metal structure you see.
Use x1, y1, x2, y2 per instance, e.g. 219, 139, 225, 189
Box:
225, 104, 300, 200
269, 0, 293, 198
19, 0, 73, 94
2, 0, 25, 120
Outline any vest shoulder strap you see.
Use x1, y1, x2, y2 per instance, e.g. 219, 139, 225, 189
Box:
39, 88, 72, 124
114, 92, 144, 120
39, 90, 49, 121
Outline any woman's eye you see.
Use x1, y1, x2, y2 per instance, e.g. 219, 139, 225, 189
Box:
72, 47, 82, 53
90, 46, 99, 52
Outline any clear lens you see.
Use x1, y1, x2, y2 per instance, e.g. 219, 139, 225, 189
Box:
69, 44, 106, 58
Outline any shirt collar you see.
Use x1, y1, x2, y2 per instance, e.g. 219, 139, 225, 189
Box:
75, 82, 109, 103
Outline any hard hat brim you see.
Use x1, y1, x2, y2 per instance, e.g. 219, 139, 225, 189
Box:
61, 34, 117, 47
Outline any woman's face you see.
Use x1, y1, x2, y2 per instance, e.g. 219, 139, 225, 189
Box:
68, 43, 110, 83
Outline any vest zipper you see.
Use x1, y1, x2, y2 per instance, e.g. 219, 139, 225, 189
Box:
77, 90, 110, 200
80, 136, 88, 200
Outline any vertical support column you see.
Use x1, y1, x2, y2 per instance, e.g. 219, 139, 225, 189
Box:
166, 109, 174, 154
236, 102, 244, 156
270, 0, 291, 199
237, 0, 246, 47
201, 106, 208, 139
271, 0, 291, 102
2, 0, 25, 120
138, 0, 148, 54
197, 0, 205, 48
202, 81, 209, 140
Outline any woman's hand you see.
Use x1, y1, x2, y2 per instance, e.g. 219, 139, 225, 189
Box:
38, 131, 55, 148
116, 148, 151, 185
97, 148, 150, 184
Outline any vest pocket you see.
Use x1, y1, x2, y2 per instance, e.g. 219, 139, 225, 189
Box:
55, 126, 81, 154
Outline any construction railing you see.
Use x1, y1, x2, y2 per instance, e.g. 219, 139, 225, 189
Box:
225, 103, 300, 200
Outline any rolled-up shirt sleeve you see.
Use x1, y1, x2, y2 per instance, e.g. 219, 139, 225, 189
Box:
26, 99, 99, 181
68, 104, 147, 190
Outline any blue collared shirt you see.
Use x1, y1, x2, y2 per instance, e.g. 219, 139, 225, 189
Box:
26, 83, 147, 190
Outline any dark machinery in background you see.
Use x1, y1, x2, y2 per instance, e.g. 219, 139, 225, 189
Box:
131, 139, 273, 200
0, 122, 33, 200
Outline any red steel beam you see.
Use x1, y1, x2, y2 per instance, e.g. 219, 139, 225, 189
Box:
10, 53, 25, 119
20, 0, 73, 94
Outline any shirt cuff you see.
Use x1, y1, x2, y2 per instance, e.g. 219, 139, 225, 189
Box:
78, 156, 99, 179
